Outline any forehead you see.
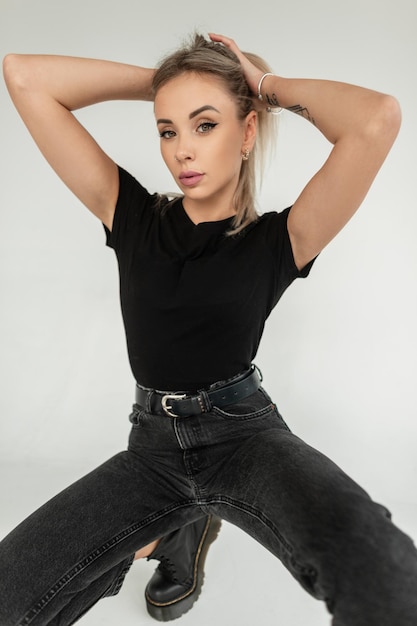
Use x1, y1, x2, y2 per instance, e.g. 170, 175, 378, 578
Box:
154, 72, 236, 117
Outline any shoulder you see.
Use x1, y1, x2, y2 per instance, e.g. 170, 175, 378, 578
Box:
257, 207, 291, 224
105, 166, 163, 249
241, 208, 292, 241
117, 166, 176, 215
245, 207, 315, 278
117, 165, 152, 203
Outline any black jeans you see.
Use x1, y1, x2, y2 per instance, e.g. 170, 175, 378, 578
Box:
1, 387, 417, 625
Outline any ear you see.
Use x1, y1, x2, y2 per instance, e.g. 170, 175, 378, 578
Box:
242, 110, 257, 152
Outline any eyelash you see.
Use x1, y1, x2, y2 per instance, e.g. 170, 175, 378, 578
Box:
158, 121, 218, 139
159, 129, 175, 139
197, 121, 217, 133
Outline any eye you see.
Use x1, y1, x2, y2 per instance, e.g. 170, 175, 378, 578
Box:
197, 122, 218, 134
158, 129, 176, 139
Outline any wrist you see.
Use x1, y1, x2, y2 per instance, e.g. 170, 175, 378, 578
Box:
136, 67, 155, 101
257, 73, 274, 101
257, 73, 283, 114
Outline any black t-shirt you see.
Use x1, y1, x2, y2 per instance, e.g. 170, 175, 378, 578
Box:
105, 166, 314, 391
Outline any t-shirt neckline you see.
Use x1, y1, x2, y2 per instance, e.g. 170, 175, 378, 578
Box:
178, 199, 234, 232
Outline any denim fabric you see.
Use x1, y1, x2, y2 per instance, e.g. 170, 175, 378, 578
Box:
1, 387, 417, 625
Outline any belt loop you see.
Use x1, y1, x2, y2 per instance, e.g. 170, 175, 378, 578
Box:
254, 363, 263, 383
146, 390, 154, 414
198, 389, 212, 413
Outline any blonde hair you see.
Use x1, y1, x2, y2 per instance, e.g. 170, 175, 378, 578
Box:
152, 33, 278, 235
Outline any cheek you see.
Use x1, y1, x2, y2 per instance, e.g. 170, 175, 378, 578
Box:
221, 142, 244, 173
221, 130, 245, 162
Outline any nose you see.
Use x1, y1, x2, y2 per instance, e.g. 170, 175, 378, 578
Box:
174, 137, 194, 162
175, 151, 192, 162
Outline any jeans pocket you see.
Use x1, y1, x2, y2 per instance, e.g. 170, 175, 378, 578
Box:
212, 388, 277, 421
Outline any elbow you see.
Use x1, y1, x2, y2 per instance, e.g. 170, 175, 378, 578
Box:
3, 53, 33, 94
3, 54, 20, 86
368, 94, 402, 148
380, 93, 402, 135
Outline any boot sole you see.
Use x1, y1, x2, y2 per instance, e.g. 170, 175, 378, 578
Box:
145, 515, 222, 622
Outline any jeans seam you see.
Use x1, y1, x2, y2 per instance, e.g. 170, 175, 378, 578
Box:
104, 552, 135, 598
204, 495, 295, 556
17, 501, 199, 625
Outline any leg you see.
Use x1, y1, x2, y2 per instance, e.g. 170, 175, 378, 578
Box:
167, 389, 417, 625
145, 515, 222, 621
0, 410, 204, 626
205, 408, 417, 625
135, 539, 161, 560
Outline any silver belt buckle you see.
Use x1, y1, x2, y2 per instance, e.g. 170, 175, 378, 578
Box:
161, 393, 186, 417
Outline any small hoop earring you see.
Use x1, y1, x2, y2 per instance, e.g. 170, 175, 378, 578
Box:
242, 149, 250, 161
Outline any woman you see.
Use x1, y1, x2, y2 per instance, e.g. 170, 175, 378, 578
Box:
1, 32, 416, 625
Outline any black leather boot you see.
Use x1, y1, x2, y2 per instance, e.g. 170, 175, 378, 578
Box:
145, 515, 222, 621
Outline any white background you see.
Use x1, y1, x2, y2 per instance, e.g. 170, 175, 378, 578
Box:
1, 0, 416, 624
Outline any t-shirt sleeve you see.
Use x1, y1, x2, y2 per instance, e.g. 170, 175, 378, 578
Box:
261, 207, 317, 310
103, 165, 156, 251
274, 206, 316, 279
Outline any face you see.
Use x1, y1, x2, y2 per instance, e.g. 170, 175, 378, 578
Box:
154, 72, 256, 222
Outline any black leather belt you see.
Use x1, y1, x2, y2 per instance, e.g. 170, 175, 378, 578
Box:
135, 366, 262, 418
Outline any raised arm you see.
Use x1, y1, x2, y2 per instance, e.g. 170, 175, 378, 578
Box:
209, 33, 402, 270
3, 54, 154, 230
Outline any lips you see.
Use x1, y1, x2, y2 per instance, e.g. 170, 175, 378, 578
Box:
178, 170, 204, 187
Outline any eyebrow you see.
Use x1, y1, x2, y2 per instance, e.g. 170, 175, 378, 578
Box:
156, 105, 220, 125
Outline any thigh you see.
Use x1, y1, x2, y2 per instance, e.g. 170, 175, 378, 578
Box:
205, 415, 417, 625
0, 432, 201, 625
211, 424, 380, 561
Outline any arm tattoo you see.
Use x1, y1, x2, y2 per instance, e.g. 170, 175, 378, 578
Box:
265, 92, 281, 108
266, 92, 316, 126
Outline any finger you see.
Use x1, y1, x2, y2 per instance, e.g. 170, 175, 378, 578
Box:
208, 33, 238, 52
209, 33, 248, 67
208, 32, 229, 43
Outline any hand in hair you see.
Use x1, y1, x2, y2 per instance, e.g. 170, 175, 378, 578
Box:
208, 33, 267, 108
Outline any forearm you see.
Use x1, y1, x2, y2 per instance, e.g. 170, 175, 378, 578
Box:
260, 74, 401, 145
3, 53, 154, 111
209, 33, 400, 146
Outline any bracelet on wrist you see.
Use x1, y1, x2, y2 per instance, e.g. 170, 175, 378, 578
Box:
257, 72, 274, 101
257, 72, 283, 115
